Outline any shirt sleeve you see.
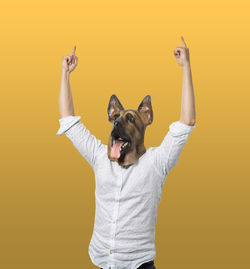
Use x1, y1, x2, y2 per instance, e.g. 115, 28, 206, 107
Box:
153, 121, 196, 179
56, 115, 104, 169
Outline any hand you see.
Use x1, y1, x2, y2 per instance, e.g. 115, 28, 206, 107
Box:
62, 46, 78, 73
174, 36, 190, 67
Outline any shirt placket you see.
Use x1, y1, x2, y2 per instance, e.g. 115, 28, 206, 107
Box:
109, 165, 124, 267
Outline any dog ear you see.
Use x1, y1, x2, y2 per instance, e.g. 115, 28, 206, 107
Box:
108, 94, 125, 122
137, 95, 153, 126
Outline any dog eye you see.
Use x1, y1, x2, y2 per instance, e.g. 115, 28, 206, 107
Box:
113, 113, 120, 121
126, 113, 135, 123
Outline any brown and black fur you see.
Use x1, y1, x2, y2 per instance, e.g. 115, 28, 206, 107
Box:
107, 94, 153, 168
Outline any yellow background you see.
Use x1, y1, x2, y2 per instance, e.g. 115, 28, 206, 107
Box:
1, 0, 249, 268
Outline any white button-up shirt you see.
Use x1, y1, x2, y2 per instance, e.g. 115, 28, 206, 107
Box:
56, 116, 195, 269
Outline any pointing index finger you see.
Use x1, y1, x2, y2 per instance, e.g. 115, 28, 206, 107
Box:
181, 36, 187, 48
70, 45, 76, 55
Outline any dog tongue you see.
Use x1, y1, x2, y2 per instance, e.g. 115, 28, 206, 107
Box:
111, 140, 123, 159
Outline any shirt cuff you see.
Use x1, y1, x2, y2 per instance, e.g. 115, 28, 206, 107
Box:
169, 121, 196, 137
56, 115, 82, 136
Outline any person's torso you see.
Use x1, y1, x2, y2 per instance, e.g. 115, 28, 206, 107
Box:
88, 145, 165, 268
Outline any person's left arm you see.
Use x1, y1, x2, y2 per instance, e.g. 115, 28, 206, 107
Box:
153, 36, 196, 178
177, 36, 196, 125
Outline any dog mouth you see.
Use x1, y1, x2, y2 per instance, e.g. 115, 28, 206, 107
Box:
111, 134, 131, 159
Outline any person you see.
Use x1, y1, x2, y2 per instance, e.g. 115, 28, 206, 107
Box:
57, 36, 196, 269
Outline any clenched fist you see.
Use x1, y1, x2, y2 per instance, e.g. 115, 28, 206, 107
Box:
174, 36, 190, 67
62, 46, 78, 73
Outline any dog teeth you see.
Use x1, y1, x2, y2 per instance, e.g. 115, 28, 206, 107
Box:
120, 142, 129, 152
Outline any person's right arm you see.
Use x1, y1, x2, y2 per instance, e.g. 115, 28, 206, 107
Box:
58, 46, 77, 118
59, 69, 74, 118
57, 46, 104, 169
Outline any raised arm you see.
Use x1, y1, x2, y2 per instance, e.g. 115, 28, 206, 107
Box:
174, 36, 196, 125
57, 46, 105, 169
153, 36, 196, 181
58, 45, 77, 119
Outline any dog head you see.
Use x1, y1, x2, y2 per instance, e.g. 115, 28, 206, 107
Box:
107, 94, 153, 168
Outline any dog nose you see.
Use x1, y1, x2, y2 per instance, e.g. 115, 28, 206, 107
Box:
114, 120, 120, 127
